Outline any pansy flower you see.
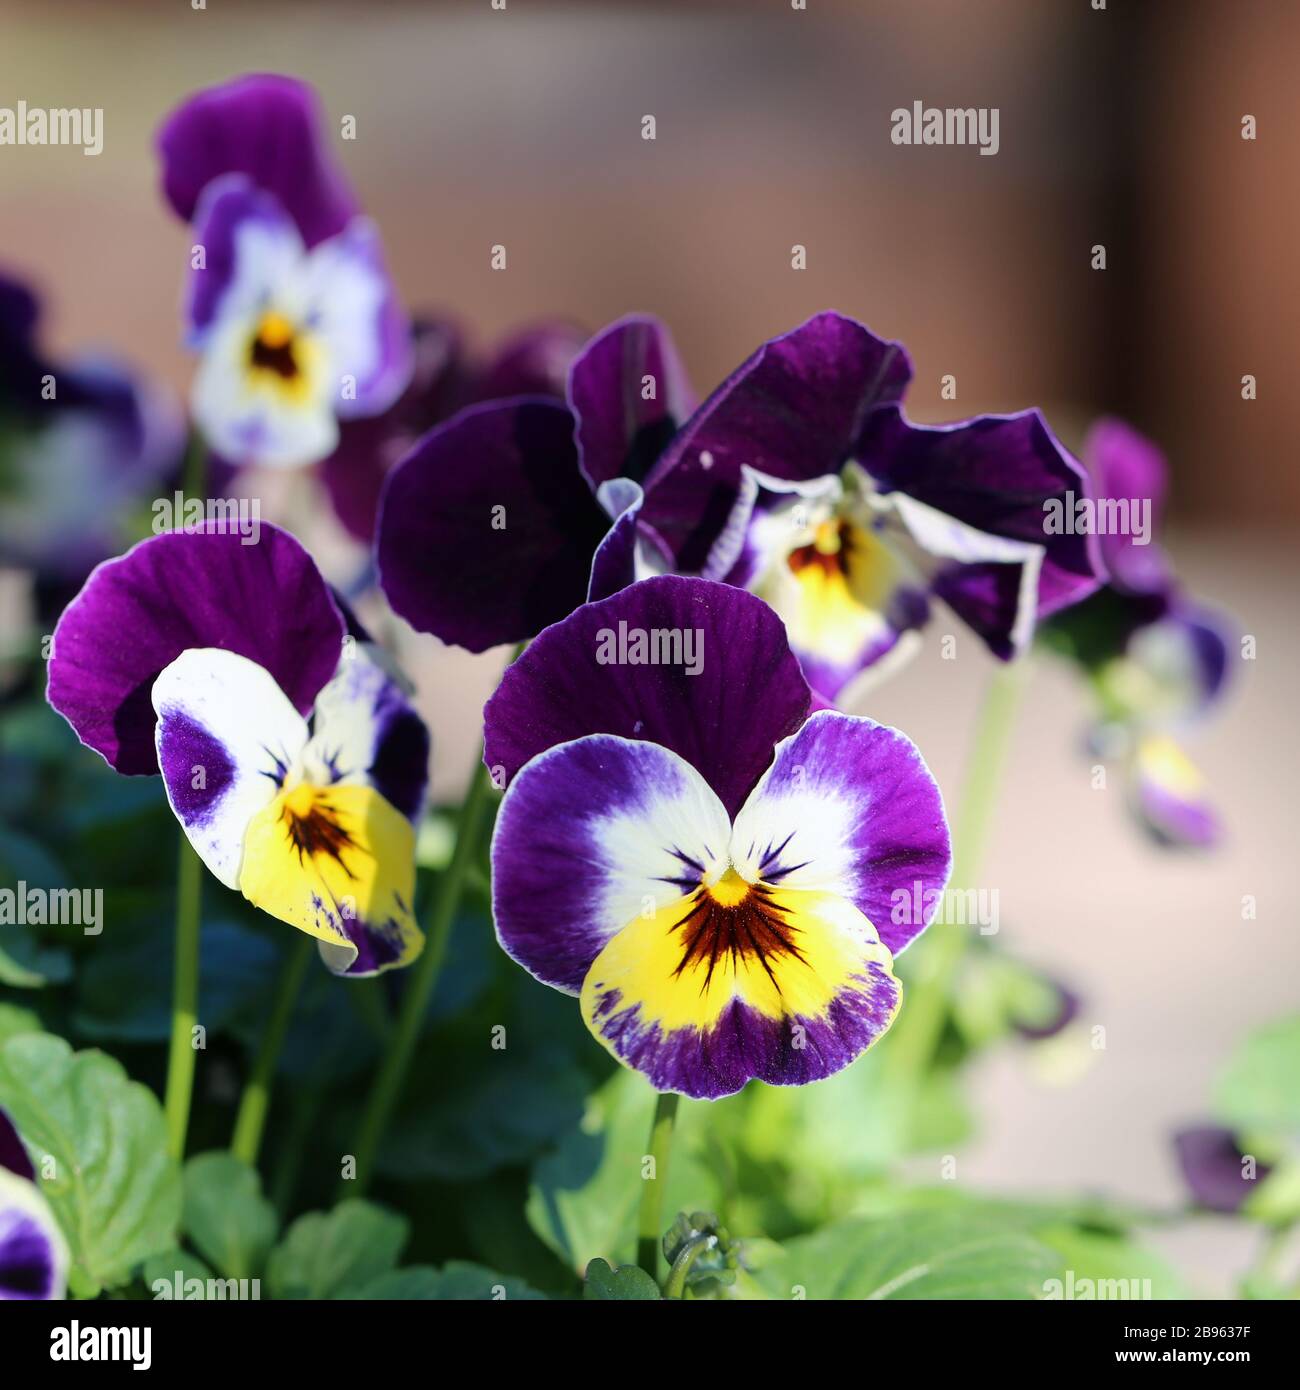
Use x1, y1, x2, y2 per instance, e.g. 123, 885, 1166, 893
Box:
0, 269, 183, 587
483, 576, 951, 1100
46, 524, 429, 976
1173, 1125, 1271, 1215
1039, 419, 1233, 847
378, 312, 1099, 700
157, 74, 412, 469
0, 1107, 68, 1301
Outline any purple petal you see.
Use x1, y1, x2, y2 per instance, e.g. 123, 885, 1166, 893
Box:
376, 398, 609, 651
157, 73, 359, 247
491, 733, 730, 994
642, 312, 912, 570
0, 1109, 33, 1183
1083, 418, 1170, 595
1174, 1126, 1269, 1214
47, 523, 344, 775
470, 321, 586, 405
586, 478, 644, 603
858, 406, 1103, 619
483, 575, 812, 817
1131, 737, 1221, 849
731, 711, 951, 956
569, 315, 697, 491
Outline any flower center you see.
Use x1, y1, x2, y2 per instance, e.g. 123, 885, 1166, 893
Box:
279, 783, 359, 875
249, 311, 300, 380
672, 868, 805, 986
788, 519, 849, 578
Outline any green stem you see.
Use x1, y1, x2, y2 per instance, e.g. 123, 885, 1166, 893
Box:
230, 935, 313, 1166
164, 834, 203, 1161
636, 1090, 681, 1277
344, 754, 495, 1196
885, 661, 1028, 1088
663, 1232, 715, 1300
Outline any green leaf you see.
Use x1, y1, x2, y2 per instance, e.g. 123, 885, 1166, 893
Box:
1214, 1015, 1300, 1141
140, 1246, 217, 1296
1038, 1226, 1190, 1299
583, 1257, 660, 1300
526, 1070, 722, 1274
266, 1200, 408, 1299
751, 1211, 1066, 1300
0, 1001, 42, 1044
0, 1033, 180, 1296
1242, 1159, 1300, 1226
346, 1262, 549, 1300
182, 1153, 279, 1280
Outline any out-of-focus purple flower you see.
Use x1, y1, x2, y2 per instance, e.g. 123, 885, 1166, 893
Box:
1173, 1125, 1271, 1214
46, 524, 429, 977
0, 1107, 68, 1300
1040, 419, 1233, 848
1011, 977, 1080, 1041
0, 270, 183, 582
157, 75, 411, 469
378, 313, 1100, 694
483, 575, 952, 1100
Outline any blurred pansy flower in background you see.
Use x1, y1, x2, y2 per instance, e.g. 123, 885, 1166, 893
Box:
0, 1107, 68, 1301
483, 576, 951, 1100
378, 312, 1100, 699
0, 269, 183, 589
1173, 1125, 1271, 1215
158, 74, 412, 469
46, 524, 429, 976
1039, 419, 1233, 847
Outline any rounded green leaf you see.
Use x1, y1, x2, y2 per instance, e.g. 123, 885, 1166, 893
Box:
0, 1032, 180, 1296
183, 1153, 279, 1280
346, 1263, 548, 1300
266, 1200, 408, 1299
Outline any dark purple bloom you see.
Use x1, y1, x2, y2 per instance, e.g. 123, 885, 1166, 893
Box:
46, 525, 429, 976
0, 269, 183, 581
485, 576, 951, 1099
0, 1107, 68, 1300
378, 312, 1101, 697
320, 317, 584, 544
1173, 1125, 1271, 1214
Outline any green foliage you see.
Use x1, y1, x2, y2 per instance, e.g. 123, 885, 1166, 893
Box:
266, 1199, 409, 1299
0, 1032, 180, 1296
1214, 1014, 1300, 1142
182, 1153, 278, 1280
583, 1257, 660, 1300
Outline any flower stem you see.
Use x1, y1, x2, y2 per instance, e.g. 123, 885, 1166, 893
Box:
164, 833, 203, 1161
636, 1090, 681, 1277
230, 934, 313, 1167
884, 660, 1028, 1090
662, 1232, 715, 1300
344, 753, 495, 1197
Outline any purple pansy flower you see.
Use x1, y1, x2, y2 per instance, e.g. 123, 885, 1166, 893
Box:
483, 576, 951, 1100
0, 269, 183, 582
378, 312, 1100, 699
1040, 419, 1233, 848
46, 524, 429, 977
1173, 1125, 1271, 1215
0, 1107, 68, 1300
157, 75, 412, 469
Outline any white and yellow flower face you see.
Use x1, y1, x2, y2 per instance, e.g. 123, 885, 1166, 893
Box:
185, 175, 409, 468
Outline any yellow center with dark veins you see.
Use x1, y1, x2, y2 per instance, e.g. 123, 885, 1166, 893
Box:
249, 311, 301, 381
279, 782, 358, 876
671, 867, 806, 991
788, 519, 851, 579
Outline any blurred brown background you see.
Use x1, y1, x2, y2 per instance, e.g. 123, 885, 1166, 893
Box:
2, 0, 1297, 1295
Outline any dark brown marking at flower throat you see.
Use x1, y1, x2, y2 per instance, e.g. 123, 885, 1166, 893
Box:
250, 333, 299, 379
788, 519, 853, 578
282, 798, 358, 877
672, 878, 806, 992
